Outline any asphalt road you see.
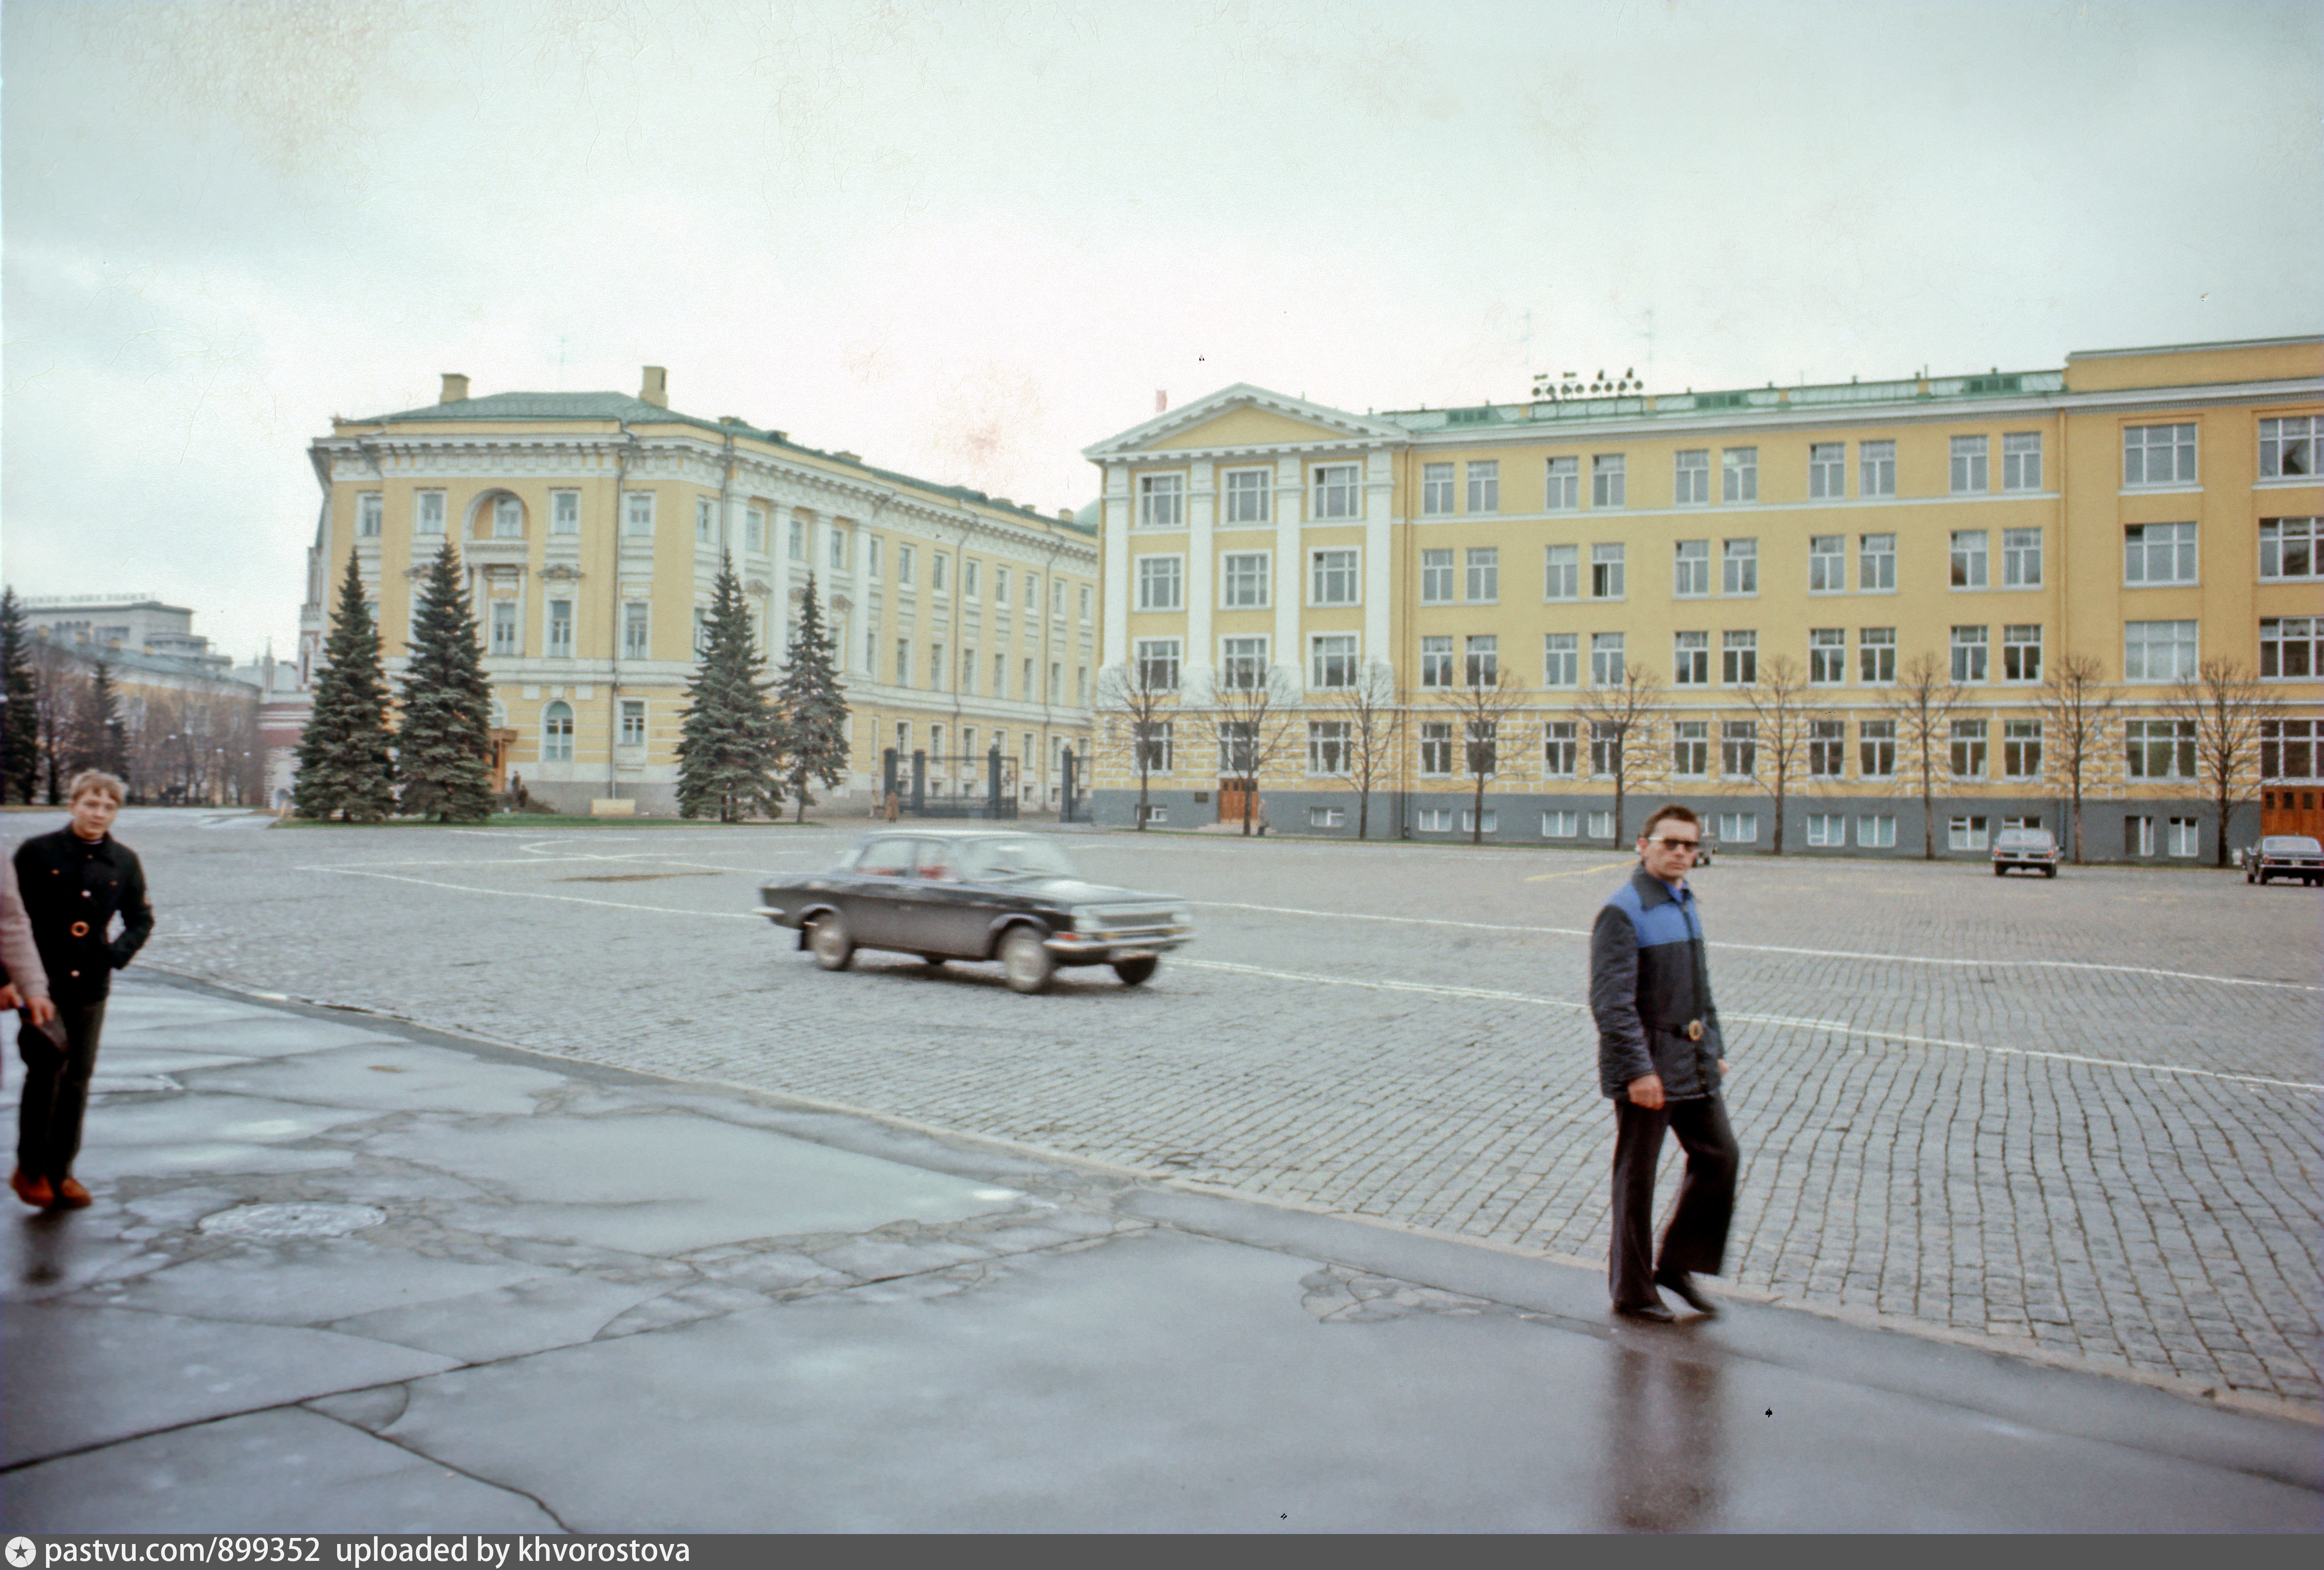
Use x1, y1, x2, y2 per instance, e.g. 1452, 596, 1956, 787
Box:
49, 806, 2324, 1410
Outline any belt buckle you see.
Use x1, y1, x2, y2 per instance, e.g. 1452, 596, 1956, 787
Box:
1685, 1019, 1704, 1042
69, 920, 90, 939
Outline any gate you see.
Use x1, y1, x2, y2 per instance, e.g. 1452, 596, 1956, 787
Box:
882, 747, 1019, 820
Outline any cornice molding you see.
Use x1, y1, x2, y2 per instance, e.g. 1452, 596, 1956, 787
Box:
1083, 384, 1408, 462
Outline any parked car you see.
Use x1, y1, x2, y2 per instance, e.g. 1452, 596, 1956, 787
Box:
2244, 835, 2324, 886
1992, 826, 2061, 878
1693, 832, 1718, 867
755, 828, 1195, 993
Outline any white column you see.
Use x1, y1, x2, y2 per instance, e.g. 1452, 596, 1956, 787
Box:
769, 501, 797, 658
1274, 453, 1304, 696
1364, 448, 1395, 676
1101, 468, 1131, 673
1185, 459, 1216, 699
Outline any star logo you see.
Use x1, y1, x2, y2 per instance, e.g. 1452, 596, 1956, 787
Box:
7, 1537, 37, 1568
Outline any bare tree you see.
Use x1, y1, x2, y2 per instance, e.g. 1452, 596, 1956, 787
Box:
1199, 659, 1303, 835
1883, 651, 1968, 860
1736, 654, 1820, 856
2165, 657, 2279, 867
1438, 660, 1530, 845
29, 640, 84, 803
2039, 653, 2116, 865
1094, 652, 1180, 831
1574, 662, 1665, 846
1317, 660, 1403, 840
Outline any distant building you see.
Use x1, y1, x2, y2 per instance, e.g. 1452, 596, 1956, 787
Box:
232, 648, 314, 810
18, 595, 234, 673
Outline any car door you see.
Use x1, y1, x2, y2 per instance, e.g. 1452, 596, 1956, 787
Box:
844, 835, 919, 950
904, 839, 998, 956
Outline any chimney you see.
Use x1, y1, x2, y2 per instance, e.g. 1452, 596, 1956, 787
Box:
1155, 390, 1168, 413
640, 366, 669, 408
440, 373, 470, 404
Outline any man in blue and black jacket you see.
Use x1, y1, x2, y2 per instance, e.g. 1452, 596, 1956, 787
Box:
1589, 802, 1739, 1323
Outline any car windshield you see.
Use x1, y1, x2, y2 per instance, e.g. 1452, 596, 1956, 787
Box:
1997, 830, 2054, 846
2262, 837, 2322, 854
958, 837, 1081, 881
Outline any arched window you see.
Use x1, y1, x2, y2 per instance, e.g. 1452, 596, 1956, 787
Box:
494, 497, 523, 539
542, 701, 574, 761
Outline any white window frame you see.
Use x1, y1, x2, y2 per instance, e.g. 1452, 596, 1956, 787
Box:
1674, 449, 1710, 506
1673, 631, 1711, 687
1544, 543, 1579, 601
2260, 416, 2316, 480
2123, 423, 2197, 488
1721, 447, 1757, 504
2003, 432, 2043, 492
1542, 632, 1579, 688
1591, 542, 1625, 599
1222, 467, 1272, 525
1859, 532, 1897, 592
1136, 555, 1185, 612
1721, 538, 1758, 596
549, 491, 578, 537
1860, 626, 1897, 685
1466, 460, 1499, 514
489, 599, 518, 656
1721, 630, 1758, 686
1592, 454, 1626, 508
1309, 634, 1358, 690
1219, 635, 1269, 692
1420, 548, 1455, 605
1808, 627, 1845, 686
623, 492, 655, 539
1808, 442, 1844, 500
1951, 624, 1989, 683
542, 700, 575, 761
1465, 547, 1499, 604
1220, 550, 1271, 609
2003, 527, 2043, 588
2124, 620, 2198, 683
1310, 548, 1361, 607
619, 699, 646, 748
1134, 638, 1181, 693
1673, 540, 1711, 598
357, 492, 383, 538
1311, 463, 1361, 520
1951, 530, 1990, 589
1138, 472, 1187, 528
1543, 722, 1578, 777
2124, 522, 2197, 586
1858, 813, 1897, 848
1860, 440, 1896, 497
1589, 633, 1625, 688
622, 601, 650, 661
2259, 517, 2318, 582
1808, 535, 1844, 593
1307, 720, 1351, 777
695, 498, 715, 544
417, 490, 447, 536
546, 599, 574, 659
1950, 434, 1990, 494
1545, 456, 1580, 511
1860, 721, 1897, 780
1422, 462, 1456, 517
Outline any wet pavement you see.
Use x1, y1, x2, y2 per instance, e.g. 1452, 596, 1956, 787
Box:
2, 972, 2318, 1532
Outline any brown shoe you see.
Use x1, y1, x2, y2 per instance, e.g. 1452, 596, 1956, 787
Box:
50, 1176, 91, 1209
10, 1169, 54, 1208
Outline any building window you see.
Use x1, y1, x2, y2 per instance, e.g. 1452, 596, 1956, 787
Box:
2004, 718, 2043, 780
1860, 533, 1896, 591
1673, 631, 1710, 686
1806, 812, 1846, 847
1592, 454, 1626, 508
867, 534, 882, 579
1464, 635, 1499, 687
2126, 718, 2197, 779
1674, 540, 1711, 598
1809, 535, 1844, 593
1222, 551, 1270, 608
1950, 434, 1990, 494
1543, 809, 1580, 838
1416, 808, 1453, 832
1220, 636, 1268, 690
960, 648, 977, 696
1312, 463, 1361, 520
1589, 724, 1622, 780
2167, 817, 2200, 858
1466, 461, 1499, 514
1419, 722, 1455, 776
2124, 619, 2197, 682
1543, 721, 1578, 776
1716, 811, 1758, 845
1860, 719, 1897, 778
1224, 468, 1271, 524
964, 561, 981, 601
546, 599, 574, 658
2260, 518, 2318, 581
2124, 423, 2197, 487
1421, 548, 1455, 604
542, 701, 574, 761
2126, 816, 2154, 856
1420, 636, 1454, 689
1544, 543, 1579, 601
1590, 632, 1625, 688
1674, 449, 1710, 505
623, 492, 654, 538
1421, 462, 1455, 516
1136, 556, 1183, 612
1996, 623, 2042, 684
1721, 720, 1757, 779
2260, 718, 2320, 779
1721, 447, 1757, 504
1672, 721, 1709, 778
1722, 630, 1758, 686
993, 564, 1011, 604
1308, 720, 1350, 776
896, 544, 915, 585
1951, 530, 1989, 588
622, 602, 649, 660
895, 639, 912, 689
1950, 719, 1988, 779
2259, 617, 2316, 679
787, 517, 806, 562
1311, 634, 1358, 689
1545, 456, 1580, 510
489, 601, 517, 656
1860, 440, 1896, 497
931, 643, 947, 689
1591, 543, 1626, 598
1080, 585, 1092, 622
1808, 719, 1846, 778
1462, 809, 1497, 835
1310, 806, 1346, 829
1860, 626, 1896, 685
695, 498, 715, 543
1135, 638, 1180, 692
1722, 538, 1758, 595
357, 493, 382, 538
417, 491, 447, 536
2125, 522, 2197, 585
1465, 547, 1499, 603
1542, 632, 1579, 687
1809, 627, 1845, 685
1948, 816, 1991, 852
1809, 442, 1845, 500
2003, 432, 2043, 491
1587, 809, 1617, 839
2261, 416, 2316, 478
1138, 721, 1174, 774
932, 554, 950, 592
2003, 528, 2043, 588
1312, 549, 1360, 606
1139, 473, 1185, 528
1951, 624, 1989, 683
1859, 813, 1897, 848
619, 699, 646, 747
487, 497, 521, 539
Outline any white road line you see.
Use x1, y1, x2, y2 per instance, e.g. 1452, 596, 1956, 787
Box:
304, 865, 762, 920
1176, 959, 2324, 1094
1186, 900, 2321, 993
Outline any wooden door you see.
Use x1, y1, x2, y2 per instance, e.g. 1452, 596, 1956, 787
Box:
2262, 787, 2324, 840
1218, 780, 1251, 825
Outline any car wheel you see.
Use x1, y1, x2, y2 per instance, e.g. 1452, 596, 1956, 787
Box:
1113, 955, 1159, 986
1000, 929, 1055, 995
808, 914, 854, 971
2246, 869, 2256, 884
1993, 864, 2006, 877
2043, 866, 2057, 878
918, 954, 948, 969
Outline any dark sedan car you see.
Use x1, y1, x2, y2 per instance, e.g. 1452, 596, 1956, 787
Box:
2244, 835, 2324, 886
755, 829, 1194, 993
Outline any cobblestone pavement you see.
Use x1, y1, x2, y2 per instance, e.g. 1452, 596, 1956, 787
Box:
78, 807, 2324, 1407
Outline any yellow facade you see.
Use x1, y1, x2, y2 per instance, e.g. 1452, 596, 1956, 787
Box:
1083, 339, 2323, 858
305, 370, 1098, 815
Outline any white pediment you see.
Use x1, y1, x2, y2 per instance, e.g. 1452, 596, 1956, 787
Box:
1082, 384, 1404, 461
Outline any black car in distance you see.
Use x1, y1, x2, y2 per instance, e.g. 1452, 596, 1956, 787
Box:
755, 829, 1195, 994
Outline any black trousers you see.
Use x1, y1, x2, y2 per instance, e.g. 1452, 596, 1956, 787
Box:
17, 1000, 106, 1183
1610, 1093, 1739, 1309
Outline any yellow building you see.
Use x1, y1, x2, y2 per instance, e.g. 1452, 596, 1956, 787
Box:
305, 368, 1099, 816
1082, 336, 2322, 859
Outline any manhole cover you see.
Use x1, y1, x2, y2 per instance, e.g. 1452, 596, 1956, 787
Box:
198, 1203, 386, 1241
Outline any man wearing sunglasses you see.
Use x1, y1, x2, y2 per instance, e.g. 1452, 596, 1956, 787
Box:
1589, 802, 1739, 1322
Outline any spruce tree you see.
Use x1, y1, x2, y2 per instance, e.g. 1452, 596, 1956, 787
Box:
675, 554, 784, 822
0, 588, 39, 803
292, 554, 398, 821
80, 660, 129, 780
775, 572, 850, 823
397, 542, 497, 822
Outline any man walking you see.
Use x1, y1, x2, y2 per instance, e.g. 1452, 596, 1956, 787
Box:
1589, 803, 1739, 1322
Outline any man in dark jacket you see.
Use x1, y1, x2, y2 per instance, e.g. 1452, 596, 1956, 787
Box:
12, 770, 152, 1209
1589, 802, 1738, 1322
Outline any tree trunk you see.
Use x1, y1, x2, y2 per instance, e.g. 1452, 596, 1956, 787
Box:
1472, 770, 1485, 845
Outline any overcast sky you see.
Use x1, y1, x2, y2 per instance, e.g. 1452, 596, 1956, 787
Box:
4, 0, 2317, 663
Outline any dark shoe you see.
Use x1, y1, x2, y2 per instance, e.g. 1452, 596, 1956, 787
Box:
1655, 1270, 1719, 1316
50, 1176, 91, 1210
1613, 1300, 1677, 1323
10, 1169, 53, 1209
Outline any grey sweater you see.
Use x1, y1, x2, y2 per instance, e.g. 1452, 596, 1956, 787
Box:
0, 853, 51, 1001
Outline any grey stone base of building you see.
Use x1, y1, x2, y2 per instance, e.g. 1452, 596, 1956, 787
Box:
1089, 788, 2259, 865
